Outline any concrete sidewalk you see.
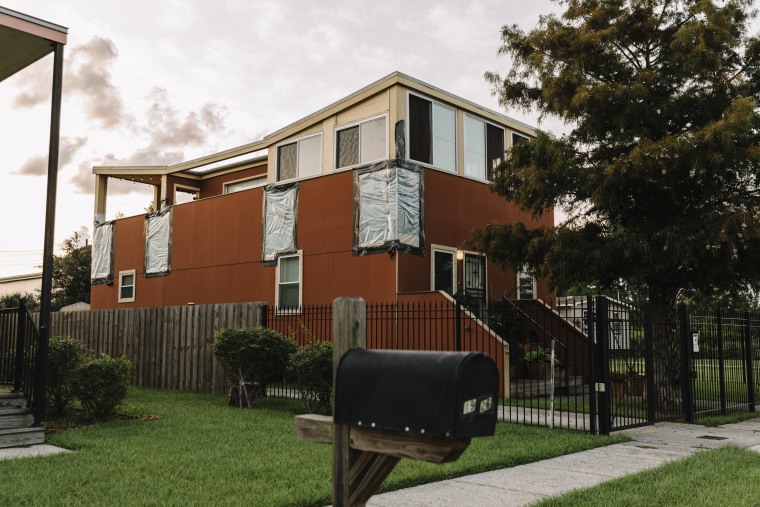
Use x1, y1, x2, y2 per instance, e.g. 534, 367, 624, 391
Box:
367, 418, 760, 507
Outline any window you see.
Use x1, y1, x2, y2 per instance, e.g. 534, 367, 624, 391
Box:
174, 184, 200, 205
224, 176, 266, 194
262, 183, 298, 262
408, 93, 456, 172
276, 134, 322, 181
517, 268, 537, 300
336, 116, 387, 169
512, 132, 529, 146
276, 252, 302, 311
118, 270, 136, 303
354, 161, 423, 255
464, 115, 505, 181
145, 208, 172, 277
91, 222, 114, 285
431, 246, 456, 295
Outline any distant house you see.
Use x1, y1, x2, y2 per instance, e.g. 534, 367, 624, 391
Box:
0, 272, 42, 298
557, 296, 633, 350
89, 72, 554, 310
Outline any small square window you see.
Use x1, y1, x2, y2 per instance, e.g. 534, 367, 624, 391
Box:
118, 270, 136, 303
276, 134, 322, 181
336, 116, 387, 170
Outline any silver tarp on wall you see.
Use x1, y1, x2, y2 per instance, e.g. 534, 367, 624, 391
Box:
262, 182, 299, 263
353, 159, 424, 256
90, 221, 114, 285
144, 207, 172, 277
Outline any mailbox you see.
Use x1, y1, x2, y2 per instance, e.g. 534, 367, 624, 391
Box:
334, 349, 498, 439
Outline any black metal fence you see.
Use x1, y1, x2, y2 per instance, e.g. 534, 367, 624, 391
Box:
263, 297, 760, 435
0, 301, 45, 425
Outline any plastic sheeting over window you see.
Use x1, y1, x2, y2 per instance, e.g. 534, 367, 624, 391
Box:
91, 222, 114, 285
353, 160, 424, 256
262, 182, 299, 263
144, 208, 172, 277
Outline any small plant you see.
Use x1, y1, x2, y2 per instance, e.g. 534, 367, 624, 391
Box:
524, 346, 560, 366
47, 337, 90, 415
213, 327, 297, 406
289, 341, 333, 415
74, 354, 132, 421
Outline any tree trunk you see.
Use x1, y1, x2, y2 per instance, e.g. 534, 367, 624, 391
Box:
649, 290, 681, 413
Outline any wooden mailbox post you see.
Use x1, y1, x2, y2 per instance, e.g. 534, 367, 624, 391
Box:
295, 297, 498, 506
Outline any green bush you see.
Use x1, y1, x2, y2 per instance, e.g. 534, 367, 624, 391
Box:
75, 354, 132, 421
212, 327, 297, 405
289, 341, 333, 415
47, 337, 90, 415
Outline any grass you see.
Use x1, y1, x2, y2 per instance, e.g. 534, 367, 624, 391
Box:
534, 446, 760, 507
0, 387, 627, 506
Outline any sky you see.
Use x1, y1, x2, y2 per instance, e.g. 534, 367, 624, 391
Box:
0, 0, 571, 277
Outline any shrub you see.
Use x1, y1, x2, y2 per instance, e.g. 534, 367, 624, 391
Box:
289, 341, 333, 414
75, 354, 132, 421
212, 327, 297, 406
47, 337, 90, 415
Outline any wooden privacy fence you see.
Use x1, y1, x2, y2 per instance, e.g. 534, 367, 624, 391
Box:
42, 302, 266, 394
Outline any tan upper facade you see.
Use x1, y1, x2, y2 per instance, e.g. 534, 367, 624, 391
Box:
93, 72, 537, 219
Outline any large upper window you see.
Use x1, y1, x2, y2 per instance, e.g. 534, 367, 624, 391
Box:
353, 160, 424, 255
336, 116, 387, 169
144, 208, 172, 277
408, 93, 456, 173
262, 183, 299, 263
224, 176, 266, 194
276, 251, 302, 311
91, 222, 114, 285
464, 115, 505, 181
276, 134, 322, 182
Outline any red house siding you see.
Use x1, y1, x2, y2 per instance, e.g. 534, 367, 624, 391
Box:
91, 168, 552, 309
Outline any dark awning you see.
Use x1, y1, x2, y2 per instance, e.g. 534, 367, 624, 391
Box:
0, 7, 67, 83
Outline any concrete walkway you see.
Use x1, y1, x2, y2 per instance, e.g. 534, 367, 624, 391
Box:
367, 418, 760, 506
0, 443, 69, 461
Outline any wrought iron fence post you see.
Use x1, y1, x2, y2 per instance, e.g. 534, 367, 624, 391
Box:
594, 296, 611, 435
716, 309, 727, 415
586, 295, 597, 435
678, 305, 695, 424
12, 301, 26, 393
744, 311, 756, 412
643, 303, 656, 423
260, 304, 268, 328
455, 297, 462, 352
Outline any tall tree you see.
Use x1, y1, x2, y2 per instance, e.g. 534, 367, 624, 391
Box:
51, 232, 92, 311
473, 0, 760, 407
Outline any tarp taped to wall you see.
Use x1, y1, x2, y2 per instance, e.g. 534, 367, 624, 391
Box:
91, 221, 114, 285
144, 207, 172, 277
353, 159, 424, 256
262, 182, 299, 263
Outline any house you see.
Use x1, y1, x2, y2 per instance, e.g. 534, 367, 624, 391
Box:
557, 295, 633, 350
0, 272, 42, 298
90, 72, 554, 310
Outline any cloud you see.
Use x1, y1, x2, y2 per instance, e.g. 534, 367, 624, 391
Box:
144, 88, 227, 147
11, 37, 129, 130
16, 137, 87, 176
66, 37, 129, 128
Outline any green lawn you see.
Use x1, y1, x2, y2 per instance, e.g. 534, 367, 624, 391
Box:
534, 446, 760, 507
0, 387, 627, 506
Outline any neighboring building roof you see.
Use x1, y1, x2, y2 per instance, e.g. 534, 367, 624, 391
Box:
0, 272, 43, 284
0, 7, 68, 83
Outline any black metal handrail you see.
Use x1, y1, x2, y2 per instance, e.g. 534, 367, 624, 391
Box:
0, 301, 44, 426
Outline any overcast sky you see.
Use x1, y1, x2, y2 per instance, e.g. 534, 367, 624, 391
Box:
0, 0, 571, 277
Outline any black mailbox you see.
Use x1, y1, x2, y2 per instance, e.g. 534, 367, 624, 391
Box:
334, 349, 499, 439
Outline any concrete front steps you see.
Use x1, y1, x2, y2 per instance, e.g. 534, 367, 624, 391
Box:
0, 392, 44, 449
510, 371, 589, 399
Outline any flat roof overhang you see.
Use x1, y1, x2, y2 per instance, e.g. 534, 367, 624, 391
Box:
0, 7, 67, 83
